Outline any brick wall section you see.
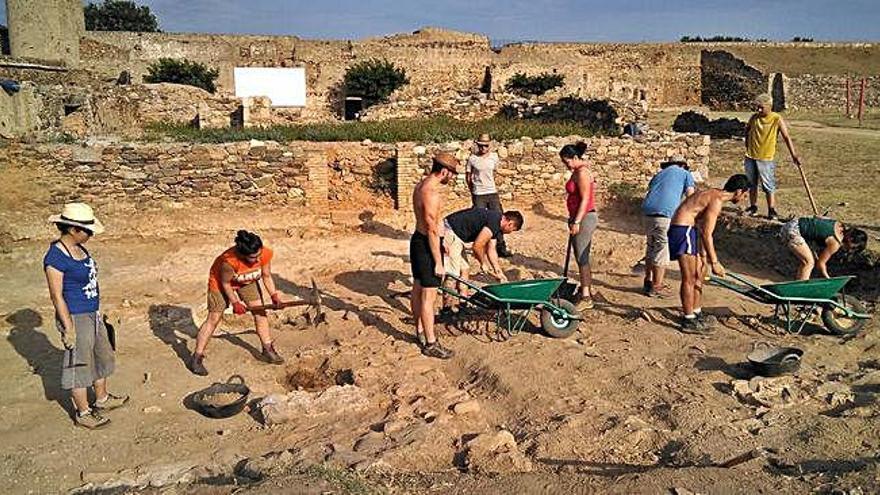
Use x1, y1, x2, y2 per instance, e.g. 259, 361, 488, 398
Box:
395, 133, 711, 211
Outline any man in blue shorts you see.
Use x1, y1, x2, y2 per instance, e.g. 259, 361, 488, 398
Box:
668, 174, 750, 332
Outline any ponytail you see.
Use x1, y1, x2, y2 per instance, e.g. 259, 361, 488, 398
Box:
559, 141, 588, 160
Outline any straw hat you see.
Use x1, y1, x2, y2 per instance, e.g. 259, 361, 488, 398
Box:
476, 133, 491, 145
433, 152, 460, 173
48, 203, 105, 234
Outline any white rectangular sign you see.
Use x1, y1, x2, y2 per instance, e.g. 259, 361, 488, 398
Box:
233, 67, 306, 107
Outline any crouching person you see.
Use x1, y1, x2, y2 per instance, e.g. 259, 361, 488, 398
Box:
44, 203, 128, 429
189, 230, 289, 375
440, 208, 523, 317
781, 216, 867, 280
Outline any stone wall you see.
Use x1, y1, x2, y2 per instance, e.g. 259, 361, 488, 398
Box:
1, 132, 710, 210
396, 133, 711, 211
782, 75, 880, 110
0, 140, 327, 209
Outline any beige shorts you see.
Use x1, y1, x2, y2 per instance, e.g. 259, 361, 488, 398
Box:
206, 283, 262, 312
644, 215, 671, 265
443, 231, 469, 278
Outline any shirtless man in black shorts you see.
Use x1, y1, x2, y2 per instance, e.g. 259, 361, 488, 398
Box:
411, 152, 459, 359
668, 174, 750, 332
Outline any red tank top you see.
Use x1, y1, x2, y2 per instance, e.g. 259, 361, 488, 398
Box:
565, 172, 596, 218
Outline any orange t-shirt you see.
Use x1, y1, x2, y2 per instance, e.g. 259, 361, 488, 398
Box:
207, 246, 274, 292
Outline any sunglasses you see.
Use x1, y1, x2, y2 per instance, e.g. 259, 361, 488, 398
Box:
76, 227, 94, 237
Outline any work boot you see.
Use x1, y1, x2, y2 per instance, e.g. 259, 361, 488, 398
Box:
75, 409, 110, 430
261, 343, 285, 365
680, 317, 710, 334
422, 341, 455, 359
745, 205, 758, 217
188, 353, 208, 376
93, 393, 130, 412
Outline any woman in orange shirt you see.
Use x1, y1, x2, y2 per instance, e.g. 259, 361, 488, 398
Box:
189, 230, 288, 375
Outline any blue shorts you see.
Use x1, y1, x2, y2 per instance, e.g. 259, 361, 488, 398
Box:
667, 225, 699, 260
744, 158, 777, 193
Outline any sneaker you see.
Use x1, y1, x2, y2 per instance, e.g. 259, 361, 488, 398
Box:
745, 205, 758, 217
642, 280, 653, 295
646, 288, 668, 299
680, 317, 710, 334
261, 344, 285, 365
767, 208, 779, 221
188, 353, 208, 376
422, 341, 455, 359
75, 410, 110, 430
497, 248, 514, 258
415, 331, 428, 347
576, 296, 594, 311
93, 393, 129, 411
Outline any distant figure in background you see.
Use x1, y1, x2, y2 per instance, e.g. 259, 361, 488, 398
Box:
641, 155, 696, 297
44, 203, 128, 429
780, 216, 867, 280
560, 141, 598, 311
467, 133, 513, 257
744, 93, 801, 220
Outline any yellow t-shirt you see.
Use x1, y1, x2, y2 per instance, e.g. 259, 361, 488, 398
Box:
746, 112, 782, 161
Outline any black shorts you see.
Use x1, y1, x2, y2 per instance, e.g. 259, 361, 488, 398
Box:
410, 231, 443, 288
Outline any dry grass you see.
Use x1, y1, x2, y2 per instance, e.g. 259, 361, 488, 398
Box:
719, 46, 880, 76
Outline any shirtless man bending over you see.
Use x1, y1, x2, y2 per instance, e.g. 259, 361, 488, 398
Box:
668, 174, 750, 333
411, 152, 459, 359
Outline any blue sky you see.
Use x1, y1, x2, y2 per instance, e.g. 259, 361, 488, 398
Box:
1, 0, 879, 42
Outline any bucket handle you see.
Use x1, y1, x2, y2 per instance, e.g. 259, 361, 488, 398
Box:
227, 374, 246, 385
751, 341, 774, 352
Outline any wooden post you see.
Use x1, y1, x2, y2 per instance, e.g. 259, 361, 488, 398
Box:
846, 78, 852, 117
858, 78, 867, 127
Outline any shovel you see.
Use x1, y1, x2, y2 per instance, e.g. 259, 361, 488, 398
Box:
557, 235, 580, 302
795, 162, 820, 216
246, 279, 326, 326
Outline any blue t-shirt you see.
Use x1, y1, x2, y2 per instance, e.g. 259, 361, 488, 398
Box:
642, 167, 696, 218
43, 243, 100, 314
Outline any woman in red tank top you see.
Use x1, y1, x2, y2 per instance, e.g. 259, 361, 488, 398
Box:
560, 142, 598, 310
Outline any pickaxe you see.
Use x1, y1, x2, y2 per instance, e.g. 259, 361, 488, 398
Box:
246, 279, 326, 326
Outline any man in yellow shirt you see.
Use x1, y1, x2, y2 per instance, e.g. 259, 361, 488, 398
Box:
743, 93, 801, 220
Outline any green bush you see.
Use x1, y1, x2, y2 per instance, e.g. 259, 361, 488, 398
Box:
343, 59, 409, 108
144, 58, 219, 93
504, 72, 565, 96
85, 0, 160, 32
146, 115, 606, 144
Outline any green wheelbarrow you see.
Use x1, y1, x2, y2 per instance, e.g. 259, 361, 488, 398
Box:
440, 275, 583, 339
709, 272, 871, 335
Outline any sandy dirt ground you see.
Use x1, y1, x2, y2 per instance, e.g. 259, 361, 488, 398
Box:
1, 174, 879, 493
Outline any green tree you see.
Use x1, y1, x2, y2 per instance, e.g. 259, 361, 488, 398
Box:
504, 72, 565, 96
85, 0, 160, 32
144, 58, 219, 93
343, 59, 409, 108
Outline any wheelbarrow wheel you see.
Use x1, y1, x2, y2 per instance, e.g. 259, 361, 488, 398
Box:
821, 295, 868, 336
541, 300, 580, 339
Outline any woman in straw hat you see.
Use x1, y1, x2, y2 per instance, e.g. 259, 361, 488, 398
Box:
43, 203, 128, 429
